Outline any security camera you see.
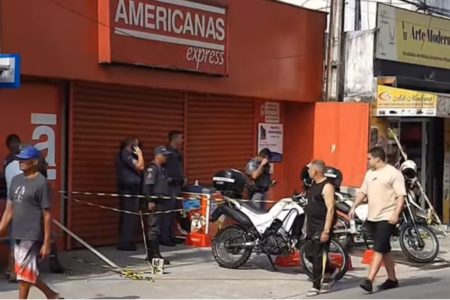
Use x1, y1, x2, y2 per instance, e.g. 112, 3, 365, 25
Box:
0, 60, 11, 73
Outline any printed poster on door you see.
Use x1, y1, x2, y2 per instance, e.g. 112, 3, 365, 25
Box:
258, 123, 283, 162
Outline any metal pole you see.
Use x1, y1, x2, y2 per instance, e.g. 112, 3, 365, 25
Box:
52, 219, 120, 270
355, 0, 361, 31
325, 0, 345, 101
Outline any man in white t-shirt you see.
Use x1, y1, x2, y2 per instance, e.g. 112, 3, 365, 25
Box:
350, 147, 406, 293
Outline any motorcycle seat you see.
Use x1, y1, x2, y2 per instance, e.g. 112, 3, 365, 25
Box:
239, 201, 267, 215
335, 201, 351, 214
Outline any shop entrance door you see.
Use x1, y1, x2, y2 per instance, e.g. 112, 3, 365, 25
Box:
389, 118, 444, 216
388, 119, 427, 207
401, 120, 427, 205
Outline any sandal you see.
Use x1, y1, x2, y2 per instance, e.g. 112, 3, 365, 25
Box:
306, 287, 320, 297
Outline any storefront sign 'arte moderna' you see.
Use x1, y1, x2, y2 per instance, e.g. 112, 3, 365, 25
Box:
99, 0, 228, 75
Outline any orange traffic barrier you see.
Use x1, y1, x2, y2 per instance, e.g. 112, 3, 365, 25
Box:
362, 249, 384, 266
275, 251, 300, 267
276, 251, 353, 270
329, 252, 353, 271
185, 232, 212, 247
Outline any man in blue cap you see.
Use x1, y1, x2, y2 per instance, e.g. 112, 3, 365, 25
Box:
0, 145, 60, 299
3, 135, 64, 283
143, 145, 172, 265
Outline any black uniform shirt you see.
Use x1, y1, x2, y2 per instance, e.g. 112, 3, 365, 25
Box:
246, 158, 271, 190
143, 163, 169, 200
165, 146, 185, 185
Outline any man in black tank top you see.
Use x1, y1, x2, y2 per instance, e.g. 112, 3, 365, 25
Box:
304, 160, 338, 296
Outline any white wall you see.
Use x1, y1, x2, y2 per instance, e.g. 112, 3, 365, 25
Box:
278, 0, 416, 31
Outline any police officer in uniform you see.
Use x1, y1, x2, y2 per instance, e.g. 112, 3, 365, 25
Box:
304, 160, 338, 296
143, 146, 172, 265
116, 137, 145, 251
245, 148, 272, 210
163, 130, 187, 246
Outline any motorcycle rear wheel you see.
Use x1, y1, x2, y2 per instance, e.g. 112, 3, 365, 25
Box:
212, 225, 253, 269
300, 239, 349, 281
399, 223, 439, 263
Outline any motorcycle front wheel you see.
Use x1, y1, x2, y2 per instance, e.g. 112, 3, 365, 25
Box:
300, 239, 349, 281
399, 223, 439, 263
212, 225, 253, 269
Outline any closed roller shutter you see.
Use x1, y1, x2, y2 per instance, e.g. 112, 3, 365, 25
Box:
186, 94, 254, 185
69, 82, 184, 247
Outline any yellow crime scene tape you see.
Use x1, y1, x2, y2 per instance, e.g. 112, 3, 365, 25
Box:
53, 190, 280, 282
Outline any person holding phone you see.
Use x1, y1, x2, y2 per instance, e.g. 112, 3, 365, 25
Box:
245, 148, 273, 210
116, 137, 145, 251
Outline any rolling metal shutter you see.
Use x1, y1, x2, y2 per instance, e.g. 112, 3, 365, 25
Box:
69, 82, 184, 247
186, 94, 255, 185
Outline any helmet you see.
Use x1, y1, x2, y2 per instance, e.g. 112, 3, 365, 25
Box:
301, 164, 343, 190
212, 169, 250, 197
324, 167, 343, 188
300, 165, 313, 189
400, 160, 417, 180
16, 145, 40, 160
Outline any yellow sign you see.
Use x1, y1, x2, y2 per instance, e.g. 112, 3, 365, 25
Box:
376, 85, 437, 117
376, 3, 450, 70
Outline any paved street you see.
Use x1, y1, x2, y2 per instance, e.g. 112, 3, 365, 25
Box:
1, 235, 449, 299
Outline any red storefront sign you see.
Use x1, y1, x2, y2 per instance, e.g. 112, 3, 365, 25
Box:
98, 0, 228, 75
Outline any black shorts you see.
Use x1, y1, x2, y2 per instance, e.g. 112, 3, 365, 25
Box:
366, 220, 395, 254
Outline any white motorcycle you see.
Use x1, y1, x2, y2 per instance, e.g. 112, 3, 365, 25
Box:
210, 169, 348, 280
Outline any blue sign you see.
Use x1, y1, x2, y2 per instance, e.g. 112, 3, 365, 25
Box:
0, 54, 20, 89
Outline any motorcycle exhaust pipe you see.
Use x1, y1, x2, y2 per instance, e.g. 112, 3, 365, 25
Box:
226, 242, 256, 248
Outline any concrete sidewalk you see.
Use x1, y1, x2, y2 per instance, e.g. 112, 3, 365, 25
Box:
0, 234, 449, 299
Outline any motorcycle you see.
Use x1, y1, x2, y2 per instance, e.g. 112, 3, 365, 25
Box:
331, 160, 440, 263
209, 169, 349, 280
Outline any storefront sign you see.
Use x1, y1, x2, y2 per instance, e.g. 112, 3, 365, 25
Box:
376, 85, 437, 117
264, 102, 280, 123
376, 3, 450, 70
99, 0, 228, 75
258, 123, 283, 162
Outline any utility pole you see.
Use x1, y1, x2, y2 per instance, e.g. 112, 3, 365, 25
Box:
324, 0, 345, 101
355, 0, 361, 31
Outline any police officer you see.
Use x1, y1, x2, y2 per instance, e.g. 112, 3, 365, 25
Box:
163, 130, 187, 246
116, 137, 145, 251
245, 148, 272, 210
143, 146, 172, 265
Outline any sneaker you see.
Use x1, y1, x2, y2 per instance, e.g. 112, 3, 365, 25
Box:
306, 287, 320, 297
360, 278, 373, 293
379, 279, 399, 290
